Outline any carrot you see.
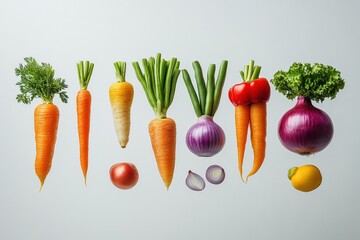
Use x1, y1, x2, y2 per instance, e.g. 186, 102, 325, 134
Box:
109, 61, 134, 148
234, 104, 250, 182
246, 102, 267, 181
34, 103, 59, 190
76, 61, 94, 184
133, 53, 180, 189
15, 57, 68, 190
148, 118, 176, 189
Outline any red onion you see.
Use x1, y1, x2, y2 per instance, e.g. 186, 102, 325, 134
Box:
206, 165, 225, 184
278, 96, 333, 155
185, 171, 205, 191
186, 115, 225, 157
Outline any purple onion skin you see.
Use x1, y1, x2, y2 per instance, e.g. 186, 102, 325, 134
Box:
278, 96, 334, 155
186, 115, 226, 157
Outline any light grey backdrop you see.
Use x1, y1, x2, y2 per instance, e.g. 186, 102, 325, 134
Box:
1, 0, 359, 239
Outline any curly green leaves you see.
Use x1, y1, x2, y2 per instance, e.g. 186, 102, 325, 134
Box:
15, 57, 68, 104
271, 62, 345, 102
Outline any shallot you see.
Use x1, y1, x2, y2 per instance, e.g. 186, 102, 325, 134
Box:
185, 171, 205, 191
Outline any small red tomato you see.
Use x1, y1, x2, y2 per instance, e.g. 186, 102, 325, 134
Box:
109, 162, 139, 190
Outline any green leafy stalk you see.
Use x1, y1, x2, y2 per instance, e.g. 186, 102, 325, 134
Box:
182, 70, 202, 117
205, 64, 215, 116
142, 58, 155, 104
159, 59, 167, 103
164, 58, 177, 108
133, 61, 156, 108
271, 62, 345, 102
15, 57, 68, 104
168, 67, 180, 108
154, 54, 163, 111
132, 53, 180, 119
193, 61, 207, 114
212, 60, 228, 116
241, 59, 261, 82
114, 61, 126, 82
182, 60, 228, 117
77, 60, 94, 90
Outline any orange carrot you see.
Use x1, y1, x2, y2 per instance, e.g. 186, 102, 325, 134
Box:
34, 103, 60, 190
246, 102, 267, 181
132, 53, 180, 189
76, 61, 94, 184
76, 90, 91, 183
234, 104, 250, 182
148, 118, 176, 189
109, 61, 134, 148
15, 57, 68, 190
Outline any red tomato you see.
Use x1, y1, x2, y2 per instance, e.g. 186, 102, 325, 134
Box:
228, 78, 270, 106
109, 162, 139, 190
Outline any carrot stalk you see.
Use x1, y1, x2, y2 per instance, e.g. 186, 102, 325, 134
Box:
235, 104, 250, 182
110, 61, 134, 148
76, 60, 94, 184
15, 57, 68, 190
132, 53, 180, 189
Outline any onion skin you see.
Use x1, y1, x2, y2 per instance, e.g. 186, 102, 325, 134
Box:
278, 96, 333, 155
186, 115, 226, 157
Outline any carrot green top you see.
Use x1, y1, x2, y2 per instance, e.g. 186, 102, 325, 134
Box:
114, 61, 127, 82
132, 53, 181, 119
15, 57, 68, 104
77, 60, 94, 90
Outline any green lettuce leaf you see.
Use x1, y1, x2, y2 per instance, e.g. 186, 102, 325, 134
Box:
271, 62, 345, 102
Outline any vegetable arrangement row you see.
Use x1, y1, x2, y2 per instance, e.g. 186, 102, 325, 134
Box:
14, 54, 345, 192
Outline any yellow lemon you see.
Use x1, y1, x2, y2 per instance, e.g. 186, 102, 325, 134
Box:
288, 164, 322, 192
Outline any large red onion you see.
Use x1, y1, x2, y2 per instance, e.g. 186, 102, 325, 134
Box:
278, 96, 333, 155
186, 115, 225, 157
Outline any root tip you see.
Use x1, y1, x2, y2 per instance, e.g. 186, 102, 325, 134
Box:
241, 176, 247, 184
39, 182, 44, 192
164, 182, 171, 190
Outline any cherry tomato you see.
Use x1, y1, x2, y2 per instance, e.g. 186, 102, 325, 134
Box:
109, 162, 139, 190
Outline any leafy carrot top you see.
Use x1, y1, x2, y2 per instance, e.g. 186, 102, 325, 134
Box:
77, 60, 94, 90
132, 53, 181, 119
15, 57, 68, 104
